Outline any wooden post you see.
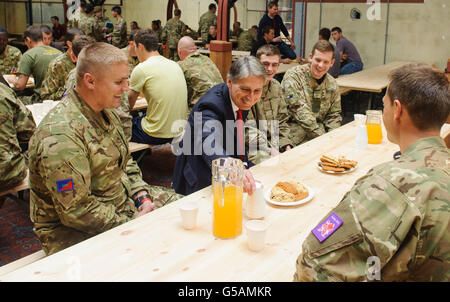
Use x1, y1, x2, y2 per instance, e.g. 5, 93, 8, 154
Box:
210, 40, 232, 81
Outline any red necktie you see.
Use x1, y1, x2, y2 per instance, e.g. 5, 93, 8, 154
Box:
236, 109, 245, 162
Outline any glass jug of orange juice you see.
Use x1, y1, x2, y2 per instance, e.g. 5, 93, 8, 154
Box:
365, 110, 383, 144
212, 158, 244, 239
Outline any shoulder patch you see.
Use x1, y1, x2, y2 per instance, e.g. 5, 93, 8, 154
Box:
312, 212, 343, 243
57, 179, 74, 192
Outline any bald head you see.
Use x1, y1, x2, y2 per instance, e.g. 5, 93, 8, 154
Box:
177, 36, 197, 61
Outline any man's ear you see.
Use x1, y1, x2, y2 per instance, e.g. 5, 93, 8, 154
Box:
393, 99, 402, 122
83, 73, 96, 90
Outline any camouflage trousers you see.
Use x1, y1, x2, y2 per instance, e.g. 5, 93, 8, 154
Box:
169, 48, 180, 62
149, 185, 184, 208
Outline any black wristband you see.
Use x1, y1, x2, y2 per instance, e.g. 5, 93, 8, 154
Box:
135, 194, 152, 208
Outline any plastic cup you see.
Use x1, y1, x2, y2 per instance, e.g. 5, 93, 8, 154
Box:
354, 114, 366, 126
245, 220, 268, 252
179, 201, 199, 230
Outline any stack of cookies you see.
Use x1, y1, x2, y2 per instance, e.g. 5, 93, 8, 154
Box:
318, 155, 358, 172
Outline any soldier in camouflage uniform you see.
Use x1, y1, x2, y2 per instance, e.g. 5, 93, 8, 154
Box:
29, 43, 181, 255
246, 45, 291, 164
93, 6, 109, 42
0, 28, 22, 74
0, 81, 36, 189
177, 36, 223, 109
161, 9, 188, 62
294, 63, 450, 282
281, 40, 341, 147
230, 22, 244, 39
40, 28, 84, 101
109, 6, 128, 49
77, 5, 96, 41
198, 3, 217, 42
237, 26, 258, 51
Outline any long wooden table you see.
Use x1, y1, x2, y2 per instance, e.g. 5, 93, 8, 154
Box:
336, 61, 415, 110
3, 122, 447, 281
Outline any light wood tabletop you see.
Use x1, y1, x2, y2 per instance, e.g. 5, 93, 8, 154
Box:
336, 61, 415, 93
3, 74, 35, 89
3, 121, 447, 281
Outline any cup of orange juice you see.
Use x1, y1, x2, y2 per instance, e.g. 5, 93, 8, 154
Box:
365, 110, 383, 144
212, 158, 244, 239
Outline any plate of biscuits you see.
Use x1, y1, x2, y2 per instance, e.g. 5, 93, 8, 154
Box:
317, 155, 358, 174
265, 181, 315, 206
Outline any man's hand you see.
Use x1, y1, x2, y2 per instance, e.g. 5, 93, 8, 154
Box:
290, 40, 296, 50
342, 53, 348, 61
243, 169, 256, 195
272, 36, 282, 43
270, 148, 280, 157
136, 201, 155, 217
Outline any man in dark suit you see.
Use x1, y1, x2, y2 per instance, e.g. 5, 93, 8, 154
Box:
173, 56, 267, 196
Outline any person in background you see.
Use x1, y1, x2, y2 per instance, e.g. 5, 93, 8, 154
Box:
50, 16, 66, 42
177, 36, 223, 110
40, 28, 84, 101
0, 74, 36, 190
172, 56, 265, 196
206, 25, 217, 44
161, 9, 188, 61
237, 25, 257, 51
294, 63, 449, 282
109, 6, 127, 49
246, 44, 292, 164
198, 3, 217, 42
127, 29, 187, 146
331, 26, 363, 75
0, 27, 22, 74
92, 5, 109, 42
230, 22, 244, 39
14, 26, 61, 104
318, 27, 340, 78
130, 21, 140, 36
281, 40, 341, 147
122, 32, 139, 74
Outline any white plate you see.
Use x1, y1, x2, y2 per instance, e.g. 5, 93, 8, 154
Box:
317, 164, 357, 174
264, 185, 315, 207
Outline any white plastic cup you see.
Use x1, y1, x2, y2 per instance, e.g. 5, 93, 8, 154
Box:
354, 114, 366, 126
246, 181, 265, 219
245, 220, 268, 252
179, 201, 199, 230
355, 124, 368, 151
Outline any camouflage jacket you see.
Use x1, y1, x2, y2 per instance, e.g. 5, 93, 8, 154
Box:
162, 17, 188, 49
93, 16, 109, 42
111, 17, 128, 49
78, 13, 96, 39
294, 137, 450, 282
198, 11, 217, 41
282, 64, 341, 141
0, 83, 36, 189
63, 68, 132, 142
230, 28, 244, 39
246, 78, 291, 164
237, 29, 257, 51
178, 51, 223, 108
40, 52, 75, 101
29, 88, 150, 255
0, 45, 22, 74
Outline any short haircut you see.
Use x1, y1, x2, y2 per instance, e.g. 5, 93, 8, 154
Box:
209, 3, 216, 10
251, 25, 258, 30
51, 16, 59, 21
387, 63, 450, 131
72, 35, 95, 58
134, 28, 159, 52
174, 9, 181, 16
331, 27, 342, 33
227, 56, 267, 83
24, 26, 43, 42
112, 6, 121, 15
268, 1, 278, 9
40, 25, 52, 35
311, 40, 334, 57
76, 42, 127, 83
65, 28, 84, 44
256, 44, 280, 59
319, 27, 331, 41
262, 25, 274, 36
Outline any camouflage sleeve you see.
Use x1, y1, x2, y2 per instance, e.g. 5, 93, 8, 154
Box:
115, 92, 132, 142
323, 89, 342, 132
245, 111, 272, 164
274, 89, 291, 148
282, 70, 325, 139
39, 134, 135, 235
15, 96, 36, 146
40, 61, 67, 101
294, 170, 420, 282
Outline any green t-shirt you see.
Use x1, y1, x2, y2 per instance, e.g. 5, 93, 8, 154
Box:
17, 45, 61, 95
130, 55, 188, 138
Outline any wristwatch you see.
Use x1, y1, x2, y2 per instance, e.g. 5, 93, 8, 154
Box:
134, 194, 153, 208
